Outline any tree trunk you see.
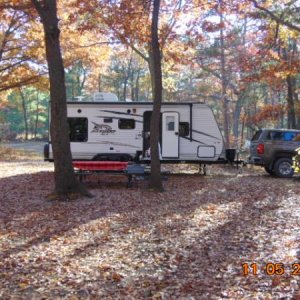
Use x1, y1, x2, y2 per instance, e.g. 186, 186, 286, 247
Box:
131, 83, 135, 101
233, 96, 243, 148
295, 91, 300, 129
19, 88, 28, 140
130, 68, 136, 101
34, 90, 40, 139
123, 76, 128, 101
287, 75, 297, 129
135, 70, 140, 102
240, 117, 245, 149
31, 0, 90, 197
148, 0, 163, 191
98, 73, 102, 92
219, 4, 230, 148
122, 64, 128, 101
76, 73, 81, 96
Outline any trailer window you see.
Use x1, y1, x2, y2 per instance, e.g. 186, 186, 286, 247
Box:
179, 122, 189, 137
166, 116, 175, 131
118, 119, 135, 129
68, 117, 88, 142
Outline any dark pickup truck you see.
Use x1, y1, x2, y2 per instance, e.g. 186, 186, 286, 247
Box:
248, 128, 300, 177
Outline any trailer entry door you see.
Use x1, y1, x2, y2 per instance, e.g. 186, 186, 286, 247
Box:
162, 112, 179, 158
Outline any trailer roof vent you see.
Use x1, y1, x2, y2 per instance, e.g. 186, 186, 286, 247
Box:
93, 92, 118, 102
76, 96, 85, 102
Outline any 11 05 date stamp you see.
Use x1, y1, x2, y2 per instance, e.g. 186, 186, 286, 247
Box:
242, 263, 300, 276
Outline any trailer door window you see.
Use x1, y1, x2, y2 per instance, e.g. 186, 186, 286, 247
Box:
179, 122, 189, 137
166, 116, 175, 131
68, 117, 88, 142
119, 119, 135, 129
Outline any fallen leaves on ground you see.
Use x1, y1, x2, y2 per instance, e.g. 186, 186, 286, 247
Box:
0, 161, 300, 299
0, 146, 42, 161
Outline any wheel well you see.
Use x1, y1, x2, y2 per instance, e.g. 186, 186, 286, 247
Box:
271, 152, 294, 168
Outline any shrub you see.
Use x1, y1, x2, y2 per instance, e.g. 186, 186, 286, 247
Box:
293, 147, 300, 173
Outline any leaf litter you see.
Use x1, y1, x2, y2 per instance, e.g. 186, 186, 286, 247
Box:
0, 161, 300, 299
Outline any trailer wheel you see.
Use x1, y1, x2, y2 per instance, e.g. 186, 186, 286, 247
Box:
43, 143, 49, 161
127, 175, 133, 188
273, 158, 294, 178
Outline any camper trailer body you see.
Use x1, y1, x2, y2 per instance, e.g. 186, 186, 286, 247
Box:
47, 101, 225, 163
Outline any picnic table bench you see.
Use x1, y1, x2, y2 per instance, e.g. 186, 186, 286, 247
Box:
72, 161, 148, 187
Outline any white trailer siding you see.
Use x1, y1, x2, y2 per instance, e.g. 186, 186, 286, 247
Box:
192, 104, 223, 160
68, 104, 143, 160
48, 102, 225, 162
169, 104, 223, 161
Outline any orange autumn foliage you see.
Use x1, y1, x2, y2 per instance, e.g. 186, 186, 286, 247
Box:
245, 104, 286, 126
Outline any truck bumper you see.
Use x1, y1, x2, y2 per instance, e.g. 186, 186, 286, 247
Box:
247, 156, 264, 165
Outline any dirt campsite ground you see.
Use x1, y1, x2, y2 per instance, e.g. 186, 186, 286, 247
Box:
1, 147, 300, 299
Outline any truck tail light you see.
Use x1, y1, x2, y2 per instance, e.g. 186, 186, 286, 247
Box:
257, 143, 264, 154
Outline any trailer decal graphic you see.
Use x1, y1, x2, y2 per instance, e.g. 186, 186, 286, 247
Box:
90, 141, 140, 149
192, 129, 221, 140
91, 122, 116, 135
96, 116, 143, 123
100, 110, 143, 117
180, 135, 206, 145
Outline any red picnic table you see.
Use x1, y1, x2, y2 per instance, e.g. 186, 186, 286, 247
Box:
72, 161, 146, 187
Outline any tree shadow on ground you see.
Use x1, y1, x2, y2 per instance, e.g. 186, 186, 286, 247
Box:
0, 171, 299, 298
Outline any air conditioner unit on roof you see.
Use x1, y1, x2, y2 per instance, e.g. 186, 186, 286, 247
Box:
93, 92, 118, 102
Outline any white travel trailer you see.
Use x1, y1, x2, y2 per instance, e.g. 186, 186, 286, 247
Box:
45, 94, 227, 164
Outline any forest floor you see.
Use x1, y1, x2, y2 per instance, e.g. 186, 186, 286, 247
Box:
2, 141, 45, 154
1, 150, 300, 299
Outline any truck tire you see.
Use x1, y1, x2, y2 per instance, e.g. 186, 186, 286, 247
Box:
273, 158, 294, 178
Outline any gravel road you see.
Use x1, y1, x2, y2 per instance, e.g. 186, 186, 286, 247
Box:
2, 141, 45, 154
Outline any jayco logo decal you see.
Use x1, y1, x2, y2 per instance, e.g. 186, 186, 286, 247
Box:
91, 122, 116, 135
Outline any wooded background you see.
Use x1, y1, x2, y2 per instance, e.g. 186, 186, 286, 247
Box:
0, 0, 299, 148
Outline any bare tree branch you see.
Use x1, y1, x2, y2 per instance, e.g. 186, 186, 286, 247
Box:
69, 41, 120, 49
197, 61, 240, 96
160, 0, 182, 48
0, 58, 30, 73
0, 73, 46, 92
250, 0, 300, 32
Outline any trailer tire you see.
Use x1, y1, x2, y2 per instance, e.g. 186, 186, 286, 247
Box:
273, 157, 294, 178
43, 143, 50, 161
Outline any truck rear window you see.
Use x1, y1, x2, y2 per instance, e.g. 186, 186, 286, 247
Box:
251, 130, 262, 141
266, 131, 300, 141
